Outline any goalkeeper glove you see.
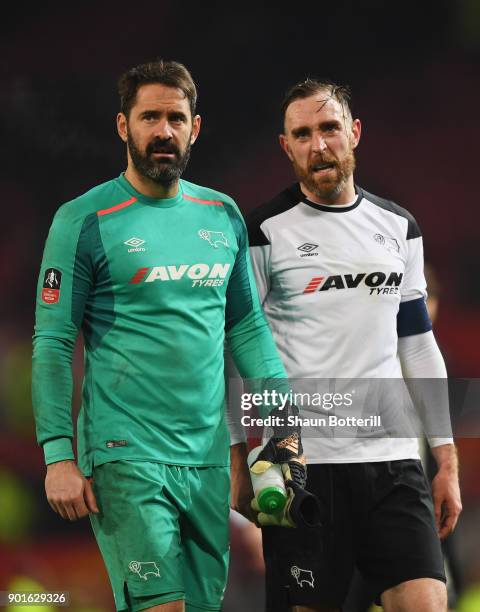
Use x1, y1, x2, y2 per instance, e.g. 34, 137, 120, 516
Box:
250, 402, 322, 528
253, 400, 304, 468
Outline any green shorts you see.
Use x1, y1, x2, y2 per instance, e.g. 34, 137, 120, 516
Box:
90, 460, 230, 611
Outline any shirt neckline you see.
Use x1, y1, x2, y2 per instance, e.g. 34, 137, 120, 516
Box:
295, 183, 363, 213
117, 173, 184, 208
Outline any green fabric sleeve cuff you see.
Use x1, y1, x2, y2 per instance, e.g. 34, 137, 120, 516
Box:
43, 438, 75, 465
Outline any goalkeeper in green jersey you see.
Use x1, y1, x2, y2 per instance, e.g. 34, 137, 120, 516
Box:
32, 59, 303, 612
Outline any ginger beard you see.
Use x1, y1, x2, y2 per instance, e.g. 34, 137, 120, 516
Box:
127, 129, 192, 186
294, 143, 356, 202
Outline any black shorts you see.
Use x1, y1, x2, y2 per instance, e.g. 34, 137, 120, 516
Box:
262, 460, 446, 610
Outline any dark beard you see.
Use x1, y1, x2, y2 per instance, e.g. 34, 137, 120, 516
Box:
127, 132, 192, 186
294, 149, 356, 202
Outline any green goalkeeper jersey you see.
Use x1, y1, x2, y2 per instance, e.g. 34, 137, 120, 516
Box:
32, 173, 286, 474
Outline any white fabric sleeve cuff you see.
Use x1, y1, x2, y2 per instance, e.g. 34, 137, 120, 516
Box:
398, 330, 453, 447
428, 438, 455, 448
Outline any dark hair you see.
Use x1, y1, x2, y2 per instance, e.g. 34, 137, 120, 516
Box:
281, 78, 352, 128
118, 59, 197, 118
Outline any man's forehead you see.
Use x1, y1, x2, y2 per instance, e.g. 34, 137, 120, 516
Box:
286, 94, 344, 126
134, 83, 188, 110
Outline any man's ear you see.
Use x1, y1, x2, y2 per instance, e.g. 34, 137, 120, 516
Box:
117, 113, 128, 143
279, 133, 294, 162
190, 115, 201, 144
350, 118, 361, 149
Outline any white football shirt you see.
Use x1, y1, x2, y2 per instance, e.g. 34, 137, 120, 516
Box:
246, 184, 434, 463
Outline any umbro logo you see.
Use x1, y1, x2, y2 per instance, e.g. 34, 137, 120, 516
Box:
297, 243, 319, 257
298, 243, 318, 252
125, 237, 145, 247
124, 237, 146, 253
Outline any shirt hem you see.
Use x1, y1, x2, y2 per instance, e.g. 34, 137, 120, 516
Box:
306, 452, 421, 464
89, 451, 229, 472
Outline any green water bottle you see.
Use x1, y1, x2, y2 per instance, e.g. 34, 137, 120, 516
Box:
248, 445, 287, 514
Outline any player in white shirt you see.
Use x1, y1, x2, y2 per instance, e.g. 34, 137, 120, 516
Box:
227, 80, 462, 612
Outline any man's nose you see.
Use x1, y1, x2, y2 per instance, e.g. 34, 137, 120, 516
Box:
154, 119, 173, 139
312, 133, 327, 153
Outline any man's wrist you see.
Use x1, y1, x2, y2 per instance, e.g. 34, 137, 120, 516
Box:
43, 437, 75, 465
431, 443, 458, 473
46, 459, 76, 470
230, 443, 250, 476
229, 443, 254, 511
270, 401, 300, 439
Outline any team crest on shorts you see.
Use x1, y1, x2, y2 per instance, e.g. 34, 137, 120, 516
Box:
291, 565, 315, 588
129, 561, 161, 580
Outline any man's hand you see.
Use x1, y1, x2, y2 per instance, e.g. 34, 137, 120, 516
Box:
251, 479, 297, 528
230, 443, 259, 525
251, 464, 323, 529
254, 432, 304, 471
252, 397, 304, 473
248, 402, 319, 528
431, 444, 462, 539
45, 460, 99, 521
250, 456, 305, 528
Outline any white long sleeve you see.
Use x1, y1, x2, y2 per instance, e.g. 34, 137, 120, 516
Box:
398, 330, 453, 447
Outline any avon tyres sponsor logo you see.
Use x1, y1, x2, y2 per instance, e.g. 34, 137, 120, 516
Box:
303, 271, 403, 295
129, 263, 231, 287
42, 268, 62, 303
